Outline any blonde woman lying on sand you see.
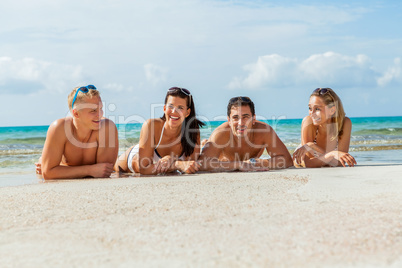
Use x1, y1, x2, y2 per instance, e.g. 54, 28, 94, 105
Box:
114, 87, 204, 175
292, 88, 357, 168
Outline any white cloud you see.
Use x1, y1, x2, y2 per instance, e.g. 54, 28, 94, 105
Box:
228, 52, 380, 90
144, 63, 168, 86
377, 58, 402, 87
0, 57, 84, 94
103, 83, 134, 92
228, 54, 298, 89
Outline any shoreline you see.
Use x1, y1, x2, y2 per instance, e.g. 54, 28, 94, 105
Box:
1, 165, 401, 267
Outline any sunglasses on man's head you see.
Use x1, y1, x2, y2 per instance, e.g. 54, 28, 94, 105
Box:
72, 85, 97, 109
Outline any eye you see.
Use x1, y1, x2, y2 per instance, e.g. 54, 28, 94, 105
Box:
178, 106, 185, 110
168, 104, 174, 109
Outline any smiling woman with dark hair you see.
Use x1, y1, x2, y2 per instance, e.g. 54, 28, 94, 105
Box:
114, 87, 204, 175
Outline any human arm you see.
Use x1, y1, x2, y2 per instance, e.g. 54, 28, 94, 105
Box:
322, 117, 356, 167
96, 119, 119, 164
198, 127, 268, 172
259, 124, 293, 169
293, 116, 326, 166
41, 119, 114, 180
300, 118, 356, 167
137, 119, 199, 175
156, 134, 202, 174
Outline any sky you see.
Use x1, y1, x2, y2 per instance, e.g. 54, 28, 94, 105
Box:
0, 0, 401, 127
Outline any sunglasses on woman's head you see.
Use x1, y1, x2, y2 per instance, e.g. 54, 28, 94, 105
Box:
72, 85, 97, 109
168, 87, 191, 96
314, 88, 331, 95
167, 87, 192, 106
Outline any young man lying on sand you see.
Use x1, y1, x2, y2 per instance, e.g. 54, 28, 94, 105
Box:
199, 96, 293, 172
35, 85, 118, 180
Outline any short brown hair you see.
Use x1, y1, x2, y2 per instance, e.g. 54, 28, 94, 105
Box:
227, 96, 255, 117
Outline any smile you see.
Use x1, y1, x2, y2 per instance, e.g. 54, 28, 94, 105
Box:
169, 115, 180, 120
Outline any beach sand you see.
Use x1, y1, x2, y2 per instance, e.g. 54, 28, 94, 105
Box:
1, 165, 401, 267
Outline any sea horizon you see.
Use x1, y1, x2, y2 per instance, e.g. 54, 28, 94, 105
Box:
1, 115, 402, 128
1, 115, 402, 187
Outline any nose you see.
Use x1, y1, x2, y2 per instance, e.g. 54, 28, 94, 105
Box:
239, 118, 245, 125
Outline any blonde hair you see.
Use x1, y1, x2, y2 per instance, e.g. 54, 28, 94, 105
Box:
311, 88, 346, 140
67, 87, 100, 110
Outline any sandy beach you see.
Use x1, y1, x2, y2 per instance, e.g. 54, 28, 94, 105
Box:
1, 165, 401, 267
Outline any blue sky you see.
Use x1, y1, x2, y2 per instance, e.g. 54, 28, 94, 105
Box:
0, 0, 401, 126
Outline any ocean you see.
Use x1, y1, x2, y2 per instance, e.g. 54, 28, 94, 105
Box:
1, 116, 402, 187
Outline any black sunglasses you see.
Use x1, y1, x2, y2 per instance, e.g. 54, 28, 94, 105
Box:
313, 88, 331, 95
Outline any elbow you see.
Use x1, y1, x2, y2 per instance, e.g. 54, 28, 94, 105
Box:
285, 154, 294, 168
42, 170, 56, 180
139, 166, 154, 175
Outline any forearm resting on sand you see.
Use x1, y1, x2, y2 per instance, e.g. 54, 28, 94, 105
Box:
42, 163, 114, 180
199, 158, 269, 172
259, 155, 293, 169
199, 159, 240, 172
139, 159, 200, 175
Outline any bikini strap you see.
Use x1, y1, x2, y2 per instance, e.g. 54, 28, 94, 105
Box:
313, 127, 319, 143
155, 122, 166, 149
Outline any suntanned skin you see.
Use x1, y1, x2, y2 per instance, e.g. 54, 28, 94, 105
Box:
199, 105, 293, 171
38, 96, 119, 180
292, 95, 356, 167
114, 95, 201, 175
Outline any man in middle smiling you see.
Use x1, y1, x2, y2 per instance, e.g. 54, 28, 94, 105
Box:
199, 96, 292, 172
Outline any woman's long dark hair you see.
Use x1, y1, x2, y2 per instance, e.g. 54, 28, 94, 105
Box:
160, 87, 205, 157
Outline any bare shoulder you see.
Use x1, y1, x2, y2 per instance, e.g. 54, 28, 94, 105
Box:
342, 117, 352, 133
47, 117, 70, 135
142, 118, 164, 130
254, 120, 272, 130
100, 117, 116, 127
44, 118, 70, 146
344, 117, 352, 126
301, 116, 315, 131
302, 115, 313, 126
99, 118, 117, 132
253, 120, 276, 140
210, 122, 230, 141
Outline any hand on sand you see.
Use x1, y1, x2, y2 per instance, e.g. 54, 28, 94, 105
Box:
175, 160, 201, 174
90, 163, 114, 177
153, 155, 175, 174
35, 156, 42, 175
239, 160, 269, 172
293, 144, 315, 165
35, 162, 42, 175
328, 151, 357, 167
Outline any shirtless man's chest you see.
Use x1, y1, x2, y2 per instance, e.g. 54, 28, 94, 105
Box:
62, 135, 99, 166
